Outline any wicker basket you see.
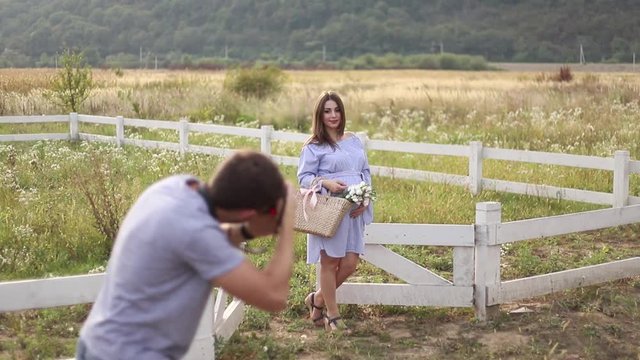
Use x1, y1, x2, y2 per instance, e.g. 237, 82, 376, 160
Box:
294, 191, 352, 237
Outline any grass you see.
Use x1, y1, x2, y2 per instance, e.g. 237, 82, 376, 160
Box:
1, 68, 640, 359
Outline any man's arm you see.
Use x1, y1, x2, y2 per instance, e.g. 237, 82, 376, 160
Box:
211, 183, 296, 312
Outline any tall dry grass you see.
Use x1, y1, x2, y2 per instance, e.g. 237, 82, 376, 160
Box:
1, 68, 640, 360
2, 68, 639, 155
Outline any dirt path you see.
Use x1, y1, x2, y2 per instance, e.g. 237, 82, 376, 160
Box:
224, 280, 640, 359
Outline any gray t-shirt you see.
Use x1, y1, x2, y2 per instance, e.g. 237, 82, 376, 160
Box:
80, 175, 245, 359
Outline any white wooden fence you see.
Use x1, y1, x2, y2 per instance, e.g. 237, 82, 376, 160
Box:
1, 114, 639, 359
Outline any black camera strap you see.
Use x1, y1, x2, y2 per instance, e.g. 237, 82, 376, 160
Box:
196, 183, 217, 219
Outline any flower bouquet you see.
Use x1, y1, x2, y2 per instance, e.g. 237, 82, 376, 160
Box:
341, 181, 376, 206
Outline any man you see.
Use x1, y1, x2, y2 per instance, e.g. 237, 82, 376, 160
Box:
76, 150, 296, 359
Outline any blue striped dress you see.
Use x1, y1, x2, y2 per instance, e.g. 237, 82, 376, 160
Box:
297, 135, 374, 263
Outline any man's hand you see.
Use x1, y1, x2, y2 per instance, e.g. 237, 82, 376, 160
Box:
247, 181, 296, 237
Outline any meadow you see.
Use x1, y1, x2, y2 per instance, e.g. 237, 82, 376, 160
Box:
0, 67, 639, 359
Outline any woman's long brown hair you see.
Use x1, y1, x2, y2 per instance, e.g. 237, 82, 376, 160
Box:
304, 90, 346, 149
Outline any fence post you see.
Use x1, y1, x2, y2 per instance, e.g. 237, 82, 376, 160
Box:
474, 201, 501, 321
260, 125, 273, 155
179, 118, 189, 156
469, 141, 483, 196
183, 293, 214, 360
356, 132, 368, 150
69, 112, 79, 141
116, 116, 124, 147
613, 150, 630, 208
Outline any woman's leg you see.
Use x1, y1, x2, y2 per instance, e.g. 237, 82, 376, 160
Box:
336, 252, 360, 286
313, 252, 359, 309
318, 251, 340, 318
318, 252, 360, 332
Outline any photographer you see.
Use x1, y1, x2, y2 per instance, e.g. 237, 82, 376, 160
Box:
76, 150, 296, 360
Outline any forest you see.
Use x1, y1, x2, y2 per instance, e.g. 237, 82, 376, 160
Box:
0, 0, 638, 68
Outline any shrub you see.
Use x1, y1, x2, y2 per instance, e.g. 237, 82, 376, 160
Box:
46, 50, 93, 112
554, 65, 573, 82
223, 65, 286, 99
439, 53, 463, 70
188, 92, 242, 124
72, 151, 128, 254
406, 54, 439, 69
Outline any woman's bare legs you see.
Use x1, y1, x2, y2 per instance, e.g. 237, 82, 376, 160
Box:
311, 252, 359, 327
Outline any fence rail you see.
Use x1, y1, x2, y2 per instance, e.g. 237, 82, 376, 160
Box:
498, 203, 640, 244
483, 146, 614, 170
0, 274, 104, 312
488, 258, 640, 305
4, 113, 639, 205
0, 115, 69, 123
1, 113, 639, 360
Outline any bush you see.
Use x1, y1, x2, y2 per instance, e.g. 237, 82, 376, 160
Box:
438, 53, 462, 70
406, 54, 439, 69
554, 65, 573, 82
72, 151, 128, 255
104, 53, 140, 69
223, 65, 286, 99
46, 50, 93, 112
188, 92, 243, 124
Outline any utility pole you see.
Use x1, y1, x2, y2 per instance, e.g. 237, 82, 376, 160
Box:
579, 44, 586, 65
145, 51, 151, 69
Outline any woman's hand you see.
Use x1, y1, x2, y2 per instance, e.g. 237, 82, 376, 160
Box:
350, 204, 366, 218
322, 179, 347, 194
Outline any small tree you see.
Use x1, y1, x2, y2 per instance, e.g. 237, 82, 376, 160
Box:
48, 50, 93, 112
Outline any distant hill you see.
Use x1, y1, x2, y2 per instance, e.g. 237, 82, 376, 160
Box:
0, 0, 637, 67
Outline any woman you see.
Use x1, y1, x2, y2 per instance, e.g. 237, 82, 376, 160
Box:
297, 91, 373, 331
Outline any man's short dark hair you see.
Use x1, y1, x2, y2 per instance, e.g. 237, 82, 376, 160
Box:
207, 150, 285, 211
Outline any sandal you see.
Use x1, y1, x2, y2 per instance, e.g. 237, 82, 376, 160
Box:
324, 315, 350, 333
304, 292, 325, 326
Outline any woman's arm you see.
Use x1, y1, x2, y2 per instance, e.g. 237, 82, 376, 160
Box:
361, 138, 372, 186
360, 137, 375, 222
297, 146, 320, 188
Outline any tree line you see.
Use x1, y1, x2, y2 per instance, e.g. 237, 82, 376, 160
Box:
0, 0, 638, 68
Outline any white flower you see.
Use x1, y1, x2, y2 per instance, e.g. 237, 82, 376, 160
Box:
342, 182, 377, 206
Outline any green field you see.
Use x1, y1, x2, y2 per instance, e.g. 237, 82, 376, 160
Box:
1, 68, 639, 359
